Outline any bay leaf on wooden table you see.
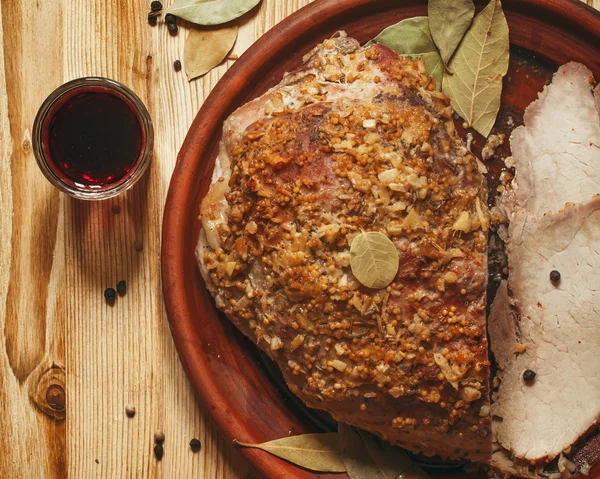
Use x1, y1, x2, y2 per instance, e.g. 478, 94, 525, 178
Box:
442, 0, 509, 137
428, 0, 475, 68
166, 0, 261, 25
350, 231, 399, 290
339, 423, 430, 479
234, 433, 346, 472
183, 23, 238, 81
373, 17, 443, 89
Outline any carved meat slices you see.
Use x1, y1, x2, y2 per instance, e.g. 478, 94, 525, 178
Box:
198, 33, 492, 462
494, 201, 600, 459
505, 62, 600, 215
491, 62, 600, 476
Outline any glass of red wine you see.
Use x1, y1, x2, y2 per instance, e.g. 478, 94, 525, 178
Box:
33, 77, 153, 200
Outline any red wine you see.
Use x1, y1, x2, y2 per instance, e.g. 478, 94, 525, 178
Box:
43, 87, 143, 187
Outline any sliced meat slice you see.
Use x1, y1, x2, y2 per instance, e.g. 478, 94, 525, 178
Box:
506, 62, 600, 217
492, 197, 600, 463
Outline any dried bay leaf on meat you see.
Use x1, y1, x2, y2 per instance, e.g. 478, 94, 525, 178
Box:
428, 0, 475, 67
184, 23, 238, 81
350, 231, 399, 289
373, 17, 443, 88
442, 0, 509, 137
166, 0, 261, 26
234, 433, 346, 472
339, 423, 430, 479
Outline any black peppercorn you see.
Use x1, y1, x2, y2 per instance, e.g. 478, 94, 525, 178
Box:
104, 287, 117, 302
154, 444, 164, 461
167, 22, 178, 36
523, 369, 536, 382
147, 13, 157, 26
116, 280, 127, 296
173, 60, 182, 72
150, 1, 163, 12
165, 13, 177, 24
550, 270, 561, 283
189, 438, 201, 452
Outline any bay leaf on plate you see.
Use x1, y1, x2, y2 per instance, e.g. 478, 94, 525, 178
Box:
357, 430, 431, 479
428, 0, 475, 67
442, 0, 509, 137
373, 17, 443, 88
339, 423, 429, 479
234, 433, 346, 472
339, 422, 381, 479
183, 23, 238, 81
350, 231, 399, 290
166, 0, 261, 26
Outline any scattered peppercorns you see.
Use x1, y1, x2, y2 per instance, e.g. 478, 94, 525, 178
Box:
154, 444, 164, 461
125, 404, 136, 417
165, 13, 176, 24
116, 280, 127, 296
174, 60, 182, 72
167, 22, 178, 36
154, 431, 165, 444
550, 270, 561, 283
147, 13, 157, 26
523, 369, 536, 382
150, 1, 163, 12
189, 438, 201, 452
104, 287, 117, 303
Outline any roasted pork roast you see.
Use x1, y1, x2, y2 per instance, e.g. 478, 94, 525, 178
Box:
196, 32, 600, 474
197, 33, 492, 462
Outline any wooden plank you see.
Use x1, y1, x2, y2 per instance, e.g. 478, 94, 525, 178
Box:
0, 0, 596, 477
0, 0, 67, 477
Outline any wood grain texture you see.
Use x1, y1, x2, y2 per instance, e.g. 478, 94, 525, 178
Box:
0, 0, 312, 478
0, 0, 597, 478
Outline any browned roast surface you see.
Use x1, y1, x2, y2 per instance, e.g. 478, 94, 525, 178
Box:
197, 33, 491, 462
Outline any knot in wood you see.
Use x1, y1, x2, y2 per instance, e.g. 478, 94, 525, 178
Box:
30, 364, 66, 420
46, 384, 66, 411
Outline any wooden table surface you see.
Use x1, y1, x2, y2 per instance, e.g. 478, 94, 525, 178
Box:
0, 0, 598, 477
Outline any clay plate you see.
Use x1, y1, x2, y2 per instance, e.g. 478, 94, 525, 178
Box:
162, 1, 600, 477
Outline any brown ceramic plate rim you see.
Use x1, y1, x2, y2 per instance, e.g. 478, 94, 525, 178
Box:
162, 1, 600, 478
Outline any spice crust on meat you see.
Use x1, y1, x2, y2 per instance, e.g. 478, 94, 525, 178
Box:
197, 33, 491, 462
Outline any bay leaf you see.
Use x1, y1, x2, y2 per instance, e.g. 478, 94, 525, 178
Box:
428, 0, 475, 67
357, 430, 431, 479
339, 422, 382, 479
166, 0, 261, 26
350, 231, 399, 289
234, 433, 346, 472
184, 23, 238, 81
442, 0, 509, 137
339, 424, 430, 479
373, 17, 443, 88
